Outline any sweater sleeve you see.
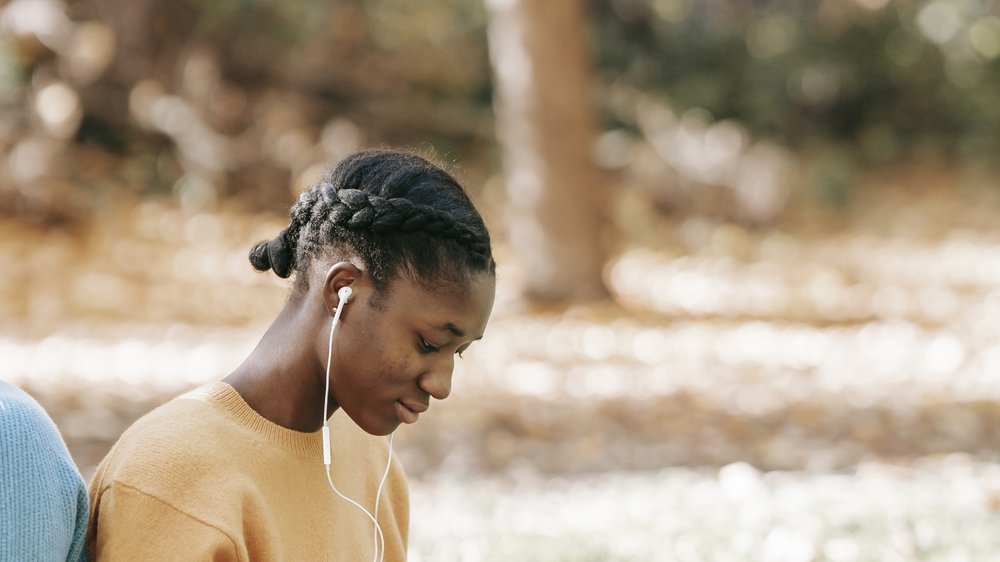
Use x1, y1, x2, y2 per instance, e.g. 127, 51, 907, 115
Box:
0, 382, 88, 562
89, 481, 241, 562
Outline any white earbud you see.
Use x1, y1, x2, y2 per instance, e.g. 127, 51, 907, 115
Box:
338, 286, 353, 303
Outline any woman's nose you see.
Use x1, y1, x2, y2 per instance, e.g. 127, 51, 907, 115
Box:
419, 355, 454, 401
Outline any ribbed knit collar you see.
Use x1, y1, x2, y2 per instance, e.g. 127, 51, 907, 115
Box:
194, 382, 324, 459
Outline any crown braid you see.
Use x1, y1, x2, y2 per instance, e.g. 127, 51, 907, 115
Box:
324, 187, 491, 259
249, 149, 495, 291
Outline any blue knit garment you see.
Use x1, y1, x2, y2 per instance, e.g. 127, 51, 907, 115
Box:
0, 381, 88, 561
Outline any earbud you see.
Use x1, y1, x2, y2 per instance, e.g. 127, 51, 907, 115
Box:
338, 286, 353, 303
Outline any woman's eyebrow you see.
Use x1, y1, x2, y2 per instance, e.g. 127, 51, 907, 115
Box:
437, 322, 484, 340
438, 322, 465, 337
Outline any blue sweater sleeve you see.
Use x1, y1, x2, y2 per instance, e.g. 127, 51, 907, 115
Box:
0, 381, 88, 562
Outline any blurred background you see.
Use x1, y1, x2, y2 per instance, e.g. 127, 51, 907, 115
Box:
2, 0, 1000, 559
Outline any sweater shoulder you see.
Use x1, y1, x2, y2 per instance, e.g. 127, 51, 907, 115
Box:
0, 382, 88, 562
0, 381, 63, 446
90, 388, 238, 496
0, 381, 80, 476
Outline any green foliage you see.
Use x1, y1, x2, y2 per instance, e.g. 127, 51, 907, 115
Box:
184, 0, 328, 42
6, 0, 996, 219
0, 40, 26, 103
177, 0, 491, 96
594, 0, 1000, 175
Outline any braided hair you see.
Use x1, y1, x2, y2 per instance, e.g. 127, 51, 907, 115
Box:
249, 149, 495, 298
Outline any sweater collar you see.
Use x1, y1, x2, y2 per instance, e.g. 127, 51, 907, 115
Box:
190, 382, 324, 458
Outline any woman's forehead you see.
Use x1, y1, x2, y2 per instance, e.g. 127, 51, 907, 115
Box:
385, 274, 495, 332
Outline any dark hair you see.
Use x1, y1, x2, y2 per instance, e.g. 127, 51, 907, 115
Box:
249, 149, 495, 297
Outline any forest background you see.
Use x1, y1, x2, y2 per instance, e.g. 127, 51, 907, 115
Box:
3, 0, 1000, 560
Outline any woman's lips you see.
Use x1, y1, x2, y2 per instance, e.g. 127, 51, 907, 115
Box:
395, 400, 421, 424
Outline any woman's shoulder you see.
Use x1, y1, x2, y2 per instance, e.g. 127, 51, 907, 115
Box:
0, 381, 82, 490
0, 380, 56, 429
0, 383, 86, 562
91, 383, 241, 493
87, 384, 264, 550
117, 383, 233, 440
0, 381, 72, 457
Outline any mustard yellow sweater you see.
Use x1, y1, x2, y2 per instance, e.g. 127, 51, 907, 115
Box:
87, 382, 408, 561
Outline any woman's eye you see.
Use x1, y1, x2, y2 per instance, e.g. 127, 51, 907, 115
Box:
418, 337, 439, 354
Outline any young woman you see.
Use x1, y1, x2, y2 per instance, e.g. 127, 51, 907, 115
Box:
86, 149, 496, 560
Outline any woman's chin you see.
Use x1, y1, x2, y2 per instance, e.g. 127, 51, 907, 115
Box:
348, 409, 401, 437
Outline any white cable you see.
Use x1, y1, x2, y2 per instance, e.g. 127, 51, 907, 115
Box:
324, 465, 386, 562
322, 298, 345, 457
373, 434, 394, 559
322, 294, 394, 562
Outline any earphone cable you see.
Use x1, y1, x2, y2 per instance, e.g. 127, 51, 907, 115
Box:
372, 433, 394, 560
322, 298, 345, 435
322, 296, 390, 562
324, 466, 386, 562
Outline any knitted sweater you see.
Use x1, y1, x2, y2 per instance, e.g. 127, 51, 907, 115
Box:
87, 382, 409, 561
0, 381, 88, 562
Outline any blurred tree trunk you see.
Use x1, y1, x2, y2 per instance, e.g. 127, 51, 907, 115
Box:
485, 0, 608, 302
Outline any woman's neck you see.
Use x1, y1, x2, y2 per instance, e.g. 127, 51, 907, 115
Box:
223, 301, 333, 433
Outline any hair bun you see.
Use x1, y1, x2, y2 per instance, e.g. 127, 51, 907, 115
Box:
248, 230, 295, 278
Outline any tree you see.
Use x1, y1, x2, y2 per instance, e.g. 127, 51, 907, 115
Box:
485, 0, 608, 302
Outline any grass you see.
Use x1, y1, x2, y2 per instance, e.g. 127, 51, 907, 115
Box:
408, 459, 1000, 561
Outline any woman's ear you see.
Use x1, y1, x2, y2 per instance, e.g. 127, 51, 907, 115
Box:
321, 262, 364, 318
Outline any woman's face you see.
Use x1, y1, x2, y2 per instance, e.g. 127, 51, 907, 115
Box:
328, 271, 496, 435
